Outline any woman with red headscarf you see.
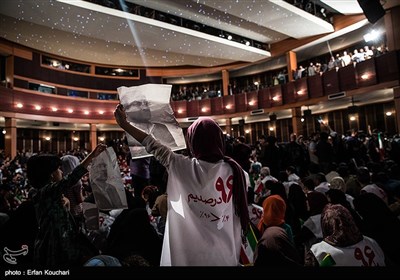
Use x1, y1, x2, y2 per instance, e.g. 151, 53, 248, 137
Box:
254, 195, 301, 267
114, 104, 249, 266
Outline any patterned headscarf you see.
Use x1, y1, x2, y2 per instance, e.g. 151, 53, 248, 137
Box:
257, 194, 286, 232
186, 117, 249, 233
321, 204, 363, 247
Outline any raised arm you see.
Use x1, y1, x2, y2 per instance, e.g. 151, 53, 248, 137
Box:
114, 103, 174, 168
114, 103, 148, 142
80, 143, 107, 169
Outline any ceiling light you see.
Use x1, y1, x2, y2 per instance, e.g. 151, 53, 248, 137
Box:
386, 112, 393, 116
245, 41, 250, 46
227, 34, 232, 40
16, 103, 23, 108
67, 109, 74, 113
45, 137, 51, 141
84, 111, 90, 115
51, 107, 58, 112
98, 110, 104, 115
35, 105, 41, 110
2, 129, 6, 135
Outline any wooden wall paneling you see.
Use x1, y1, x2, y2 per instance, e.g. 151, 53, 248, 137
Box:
211, 96, 224, 115
270, 85, 283, 107
13, 78, 29, 89
235, 93, 247, 112
246, 91, 258, 111
258, 88, 271, 108
14, 54, 158, 92
223, 95, 236, 114
307, 74, 324, 98
186, 99, 199, 117
199, 98, 211, 116
0, 88, 14, 111
294, 77, 309, 102
13, 47, 32, 60
356, 58, 377, 87
282, 81, 296, 105
339, 64, 357, 91
375, 51, 399, 83
322, 69, 340, 95
172, 100, 187, 118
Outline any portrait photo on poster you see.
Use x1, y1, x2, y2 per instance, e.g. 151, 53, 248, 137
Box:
117, 84, 186, 159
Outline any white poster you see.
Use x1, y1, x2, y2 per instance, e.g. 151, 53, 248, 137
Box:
117, 84, 186, 159
89, 147, 128, 210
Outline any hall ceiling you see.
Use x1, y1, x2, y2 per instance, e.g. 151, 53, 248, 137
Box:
0, 0, 368, 68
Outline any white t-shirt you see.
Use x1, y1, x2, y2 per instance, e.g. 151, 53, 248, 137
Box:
143, 136, 243, 266
311, 236, 385, 266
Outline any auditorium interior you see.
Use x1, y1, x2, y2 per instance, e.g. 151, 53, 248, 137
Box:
0, 0, 399, 158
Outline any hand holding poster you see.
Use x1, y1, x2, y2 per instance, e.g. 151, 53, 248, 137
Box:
117, 84, 186, 159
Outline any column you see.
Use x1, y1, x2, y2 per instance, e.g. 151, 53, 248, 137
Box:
394, 87, 400, 134
225, 118, 232, 135
90, 123, 97, 151
5, 117, 17, 159
384, 5, 400, 51
222, 69, 229, 96
6, 56, 14, 88
291, 107, 303, 136
286, 51, 297, 82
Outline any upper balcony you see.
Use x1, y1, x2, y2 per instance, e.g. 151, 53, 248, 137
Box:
1, 50, 398, 126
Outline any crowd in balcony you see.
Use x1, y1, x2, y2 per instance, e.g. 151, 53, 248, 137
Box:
170, 42, 389, 102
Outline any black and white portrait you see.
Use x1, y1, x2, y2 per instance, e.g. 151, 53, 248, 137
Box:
118, 84, 186, 158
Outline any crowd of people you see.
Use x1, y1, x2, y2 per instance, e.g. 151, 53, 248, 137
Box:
1, 104, 400, 268
171, 43, 389, 101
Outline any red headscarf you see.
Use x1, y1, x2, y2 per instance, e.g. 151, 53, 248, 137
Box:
186, 117, 249, 233
257, 194, 286, 232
